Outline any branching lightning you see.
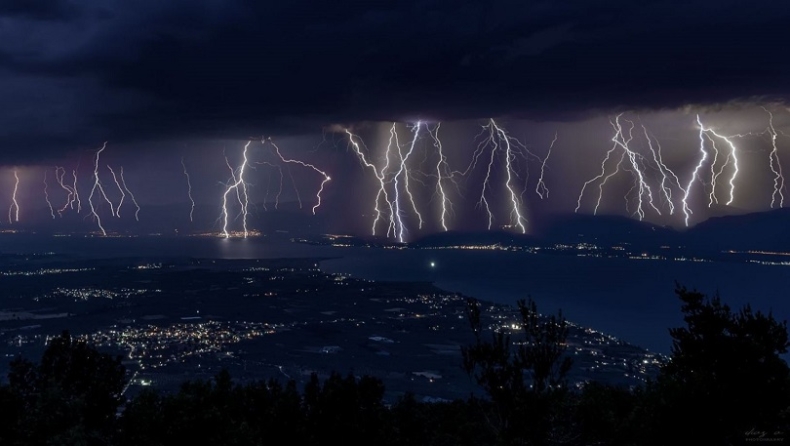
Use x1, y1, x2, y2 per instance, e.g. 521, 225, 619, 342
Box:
181, 157, 195, 222
55, 167, 76, 215
119, 167, 140, 221
612, 116, 661, 220
390, 122, 424, 242
220, 142, 250, 238
345, 122, 455, 239
576, 141, 618, 214
698, 117, 740, 206
8, 169, 20, 224
535, 132, 557, 199
460, 119, 533, 233
72, 169, 81, 213
642, 126, 683, 215
681, 116, 710, 226
107, 165, 125, 218
43, 168, 55, 219
427, 123, 454, 231
577, 115, 666, 220
87, 142, 110, 235
593, 150, 626, 216
764, 108, 785, 208
345, 128, 397, 237
8, 107, 788, 234
265, 137, 331, 215
677, 115, 743, 225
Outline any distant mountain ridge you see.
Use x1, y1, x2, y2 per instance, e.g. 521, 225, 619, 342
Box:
10, 202, 790, 252
411, 230, 538, 247
685, 207, 790, 251
410, 209, 790, 252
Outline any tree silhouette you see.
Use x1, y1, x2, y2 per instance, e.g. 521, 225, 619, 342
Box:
461, 297, 572, 444
303, 371, 388, 445
119, 371, 308, 446
649, 285, 790, 444
7, 330, 126, 445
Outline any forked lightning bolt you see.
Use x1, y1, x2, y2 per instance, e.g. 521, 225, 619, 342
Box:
612, 116, 661, 220
265, 137, 331, 215
681, 116, 710, 226
345, 123, 455, 239
87, 142, 110, 235
220, 142, 250, 238
698, 117, 740, 207
72, 169, 81, 213
642, 127, 683, 215
576, 140, 619, 214
119, 167, 140, 221
595, 151, 628, 214
55, 167, 76, 215
576, 115, 663, 220
345, 129, 397, 237
463, 119, 531, 233
43, 168, 55, 219
427, 123, 454, 231
764, 108, 785, 208
107, 166, 125, 218
679, 115, 742, 226
535, 132, 557, 199
8, 169, 20, 223
181, 157, 195, 222
391, 122, 424, 242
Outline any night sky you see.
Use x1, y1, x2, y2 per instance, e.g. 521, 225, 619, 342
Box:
1, 1, 789, 237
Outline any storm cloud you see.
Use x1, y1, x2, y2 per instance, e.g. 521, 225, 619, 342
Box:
0, 0, 788, 161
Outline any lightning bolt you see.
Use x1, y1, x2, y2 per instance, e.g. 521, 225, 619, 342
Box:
764, 108, 785, 208
8, 169, 20, 224
642, 126, 682, 215
87, 142, 110, 236
43, 168, 55, 219
391, 122, 424, 242
535, 132, 557, 199
594, 151, 627, 215
697, 117, 740, 207
221, 141, 250, 238
345, 129, 397, 237
576, 141, 618, 213
706, 134, 722, 206
403, 124, 424, 232
427, 123, 453, 231
119, 167, 140, 221
107, 165, 125, 218
498, 123, 528, 233
576, 115, 661, 220
612, 116, 661, 220
72, 169, 81, 213
181, 157, 195, 222
463, 119, 533, 233
265, 137, 331, 215
477, 127, 498, 229
681, 116, 710, 226
55, 167, 75, 215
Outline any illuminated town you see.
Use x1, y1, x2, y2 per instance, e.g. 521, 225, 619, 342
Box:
1, 254, 661, 402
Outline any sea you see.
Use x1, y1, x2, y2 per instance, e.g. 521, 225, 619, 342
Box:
2, 233, 789, 355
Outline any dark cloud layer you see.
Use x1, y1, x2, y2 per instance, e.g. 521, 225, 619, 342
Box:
0, 0, 77, 21
0, 0, 788, 161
